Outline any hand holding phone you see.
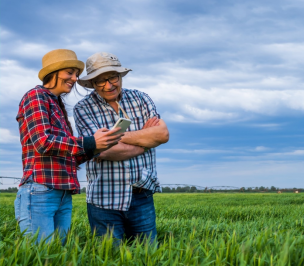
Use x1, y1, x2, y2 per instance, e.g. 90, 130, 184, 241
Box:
94, 127, 123, 150
111, 118, 132, 135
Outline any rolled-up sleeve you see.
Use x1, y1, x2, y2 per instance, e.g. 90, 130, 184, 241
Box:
140, 92, 161, 120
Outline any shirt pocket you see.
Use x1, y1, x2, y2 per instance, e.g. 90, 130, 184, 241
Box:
50, 111, 63, 129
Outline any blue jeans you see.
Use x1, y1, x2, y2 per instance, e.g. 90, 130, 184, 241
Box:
87, 190, 157, 244
14, 182, 72, 243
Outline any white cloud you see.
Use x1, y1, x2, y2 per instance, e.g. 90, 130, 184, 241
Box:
1, 0, 304, 189
1, 59, 304, 127
0, 149, 20, 156
138, 82, 304, 123
250, 123, 282, 129
0, 60, 40, 103
272, 149, 304, 156
68, 41, 115, 54
263, 43, 304, 65
159, 149, 230, 154
157, 160, 304, 188
156, 158, 190, 163
254, 146, 269, 152
224, 149, 304, 161
0, 128, 20, 144
159, 147, 304, 162
0, 27, 14, 39
11, 42, 50, 58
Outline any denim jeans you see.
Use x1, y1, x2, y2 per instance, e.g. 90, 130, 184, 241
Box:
14, 182, 72, 243
87, 189, 157, 244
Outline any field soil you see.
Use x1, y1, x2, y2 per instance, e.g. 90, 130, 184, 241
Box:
1, 193, 304, 265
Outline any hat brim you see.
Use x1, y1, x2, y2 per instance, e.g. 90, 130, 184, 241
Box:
77, 66, 132, 88
38, 60, 85, 81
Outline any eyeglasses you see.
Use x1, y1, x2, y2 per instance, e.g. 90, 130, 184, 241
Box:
94, 75, 119, 87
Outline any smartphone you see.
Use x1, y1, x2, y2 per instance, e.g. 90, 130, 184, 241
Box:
111, 118, 132, 134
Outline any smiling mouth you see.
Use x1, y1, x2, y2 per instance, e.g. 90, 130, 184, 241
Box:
66, 82, 74, 88
104, 88, 116, 93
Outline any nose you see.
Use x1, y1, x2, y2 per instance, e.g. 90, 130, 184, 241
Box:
71, 73, 78, 82
104, 80, 113, 90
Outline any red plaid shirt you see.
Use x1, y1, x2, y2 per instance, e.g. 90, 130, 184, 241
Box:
16, 86, 89, 194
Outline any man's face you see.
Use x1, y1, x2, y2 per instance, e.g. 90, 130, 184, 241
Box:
92, 71, 122, 103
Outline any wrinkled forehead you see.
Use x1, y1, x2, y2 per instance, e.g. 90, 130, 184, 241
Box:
93, 71, 119, 81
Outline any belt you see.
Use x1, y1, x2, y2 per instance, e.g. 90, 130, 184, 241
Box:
132, 187, 147, 194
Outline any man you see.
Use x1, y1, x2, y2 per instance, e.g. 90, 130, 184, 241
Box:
74, 52, 169, 243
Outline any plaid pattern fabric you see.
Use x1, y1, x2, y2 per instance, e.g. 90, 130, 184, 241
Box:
16, 86, 88, 194
74, 89, 162, 211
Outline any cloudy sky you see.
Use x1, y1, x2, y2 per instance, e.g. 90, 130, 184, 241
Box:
1, 0, 303, 189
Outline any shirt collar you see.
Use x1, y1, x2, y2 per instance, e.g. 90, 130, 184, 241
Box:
36, 85, 58, 100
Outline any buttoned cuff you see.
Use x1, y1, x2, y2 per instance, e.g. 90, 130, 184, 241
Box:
83, 136, 96, 159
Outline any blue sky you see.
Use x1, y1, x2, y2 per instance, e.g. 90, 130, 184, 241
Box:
0, 0, 303, 189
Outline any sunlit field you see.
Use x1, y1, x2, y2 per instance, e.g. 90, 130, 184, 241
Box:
1, 193, 304, 265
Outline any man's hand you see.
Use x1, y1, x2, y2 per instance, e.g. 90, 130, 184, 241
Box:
142, 117, 160, 129
94, 128, 124, 151
121, 119, 169, 148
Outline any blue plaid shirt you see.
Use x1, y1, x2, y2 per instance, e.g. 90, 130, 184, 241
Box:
73, 88, 162, 211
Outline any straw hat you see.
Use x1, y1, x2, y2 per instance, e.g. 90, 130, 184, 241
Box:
77, 52, 132, 88
38, 49, 85, 81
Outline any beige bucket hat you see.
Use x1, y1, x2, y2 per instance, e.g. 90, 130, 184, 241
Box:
38, 49, 84, 81
77, 52, 132, 88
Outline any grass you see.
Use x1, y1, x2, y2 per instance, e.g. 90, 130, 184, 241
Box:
1, 192, 304, 265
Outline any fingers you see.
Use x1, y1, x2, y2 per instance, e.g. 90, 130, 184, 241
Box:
106, 133, 124, 141
103, 137, 122, 149
150, 117, 159, 127
95, 132, 124, 150
104, 127, 123, 136
98, 140, 120, 151
143, 117, 159, 129
143, 118, 152, 129
97, 128, 110, 132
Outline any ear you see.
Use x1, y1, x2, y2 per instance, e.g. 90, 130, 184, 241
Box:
91, 80, 97, 89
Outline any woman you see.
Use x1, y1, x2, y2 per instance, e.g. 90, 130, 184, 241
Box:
14, 49, 123, 243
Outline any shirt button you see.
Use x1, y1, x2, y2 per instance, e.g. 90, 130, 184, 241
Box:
73, 170, 76, 173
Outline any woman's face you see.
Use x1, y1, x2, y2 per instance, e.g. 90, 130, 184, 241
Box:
46, 68, 79, 96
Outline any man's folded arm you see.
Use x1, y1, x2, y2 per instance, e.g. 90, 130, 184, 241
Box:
96, 142, 144, 161
120, 119, 169, 148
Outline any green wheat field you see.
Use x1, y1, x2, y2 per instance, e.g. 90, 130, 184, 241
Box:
1, 193, 304, 265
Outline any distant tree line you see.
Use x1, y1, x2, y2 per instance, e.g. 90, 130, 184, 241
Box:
0, 187, 87, 193
162, 186, 198, 193
1, 186, 303, 193
0, 187, 18, 193
162, 186, 303, 193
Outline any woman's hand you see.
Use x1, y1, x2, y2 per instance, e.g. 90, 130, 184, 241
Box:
94, 128, 124, 151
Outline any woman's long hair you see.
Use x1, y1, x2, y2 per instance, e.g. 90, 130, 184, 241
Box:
42, 71, 74, 135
